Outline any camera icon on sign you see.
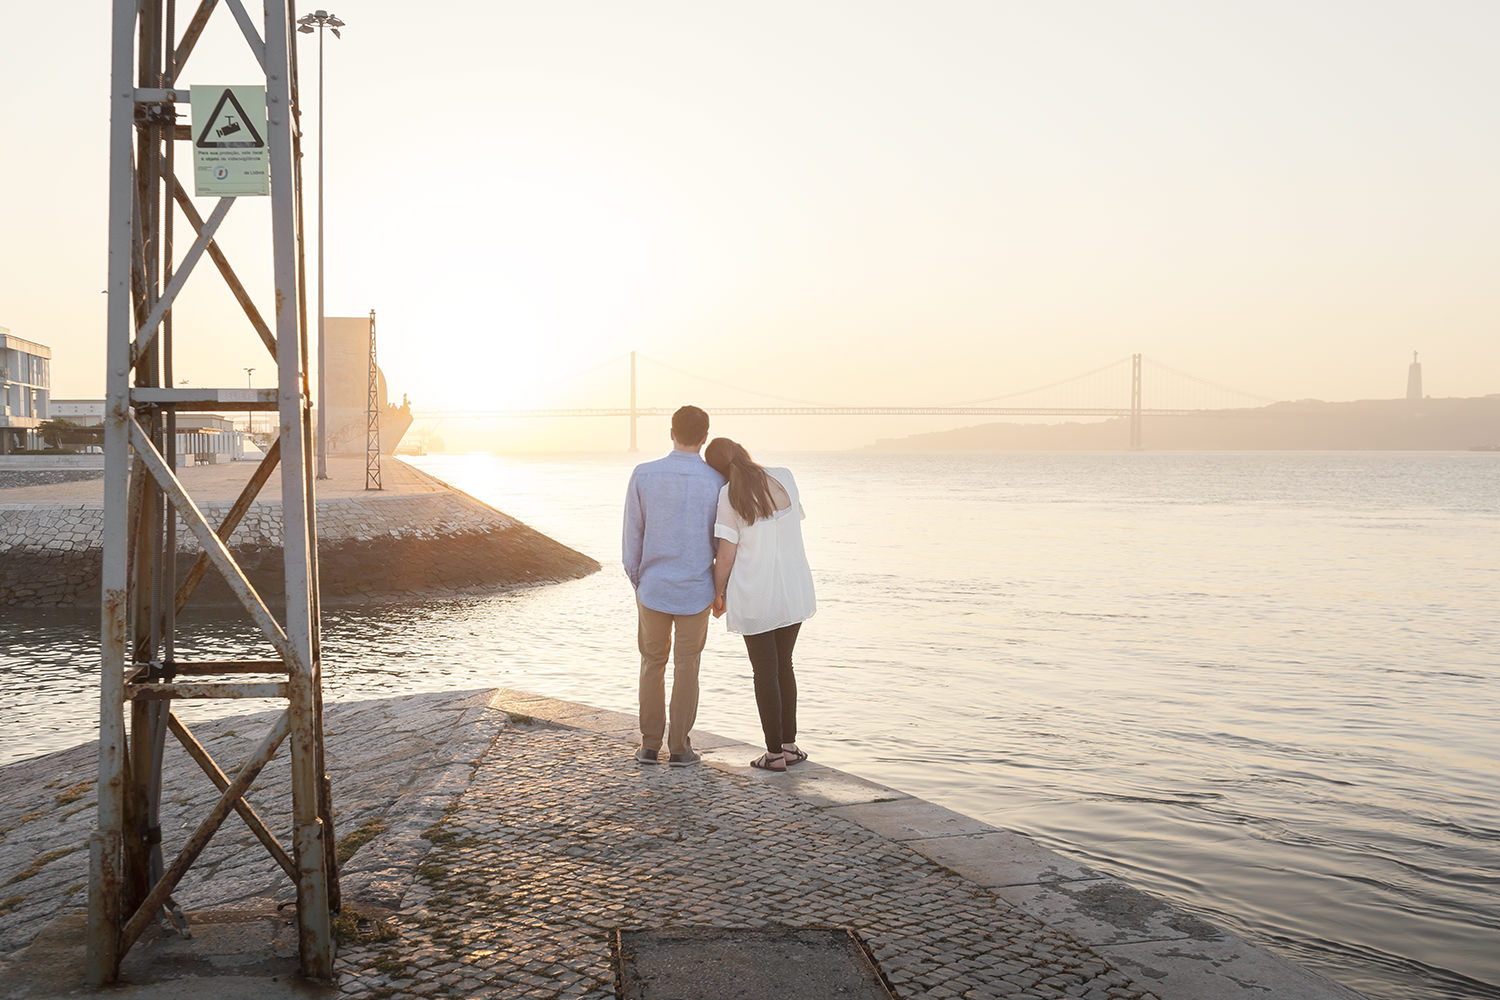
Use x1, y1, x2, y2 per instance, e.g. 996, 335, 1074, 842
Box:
214, 166, 230, 181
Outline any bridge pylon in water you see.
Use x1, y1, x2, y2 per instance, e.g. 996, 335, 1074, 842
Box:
90, 0, 336, 984
1130, 353, 1143, 450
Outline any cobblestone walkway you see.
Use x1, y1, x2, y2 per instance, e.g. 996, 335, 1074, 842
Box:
336, 719, 1159, 1000
4, 690, 1354, 999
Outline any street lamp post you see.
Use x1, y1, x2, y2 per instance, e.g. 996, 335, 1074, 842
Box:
297, 9, 345, 480
244, 367, 255, 441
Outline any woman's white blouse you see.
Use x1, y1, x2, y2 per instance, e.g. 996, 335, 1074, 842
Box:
714, 468, 817, 635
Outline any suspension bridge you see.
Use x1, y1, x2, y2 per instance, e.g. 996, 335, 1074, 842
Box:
411, 353, 1279, 450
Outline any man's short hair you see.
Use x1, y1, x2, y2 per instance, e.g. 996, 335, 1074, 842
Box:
671, 405, 710, 447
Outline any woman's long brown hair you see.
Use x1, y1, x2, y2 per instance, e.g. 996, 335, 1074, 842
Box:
704, 437, 777, 524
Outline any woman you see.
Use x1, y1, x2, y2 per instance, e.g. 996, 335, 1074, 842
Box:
705, 437, 816, 772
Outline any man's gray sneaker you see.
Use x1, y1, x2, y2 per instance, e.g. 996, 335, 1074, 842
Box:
635, 746, 660, 764
668, 750, 702, 767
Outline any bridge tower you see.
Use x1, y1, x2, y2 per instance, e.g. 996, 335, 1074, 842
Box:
92, 0, 336, 984
1129, 353, 1143, 450
629, 350, 638, 451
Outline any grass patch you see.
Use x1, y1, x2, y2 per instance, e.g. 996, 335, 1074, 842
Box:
335, 817, 389, 867
7, 846, 81, 886
54, 782, 93, 806
0, 895, 25, 918
421, 822, 457, 846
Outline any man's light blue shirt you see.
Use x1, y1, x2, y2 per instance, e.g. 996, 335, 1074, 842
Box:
623, 450, 724, 615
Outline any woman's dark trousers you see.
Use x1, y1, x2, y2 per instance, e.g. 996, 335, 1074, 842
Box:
743, 622, 801, 753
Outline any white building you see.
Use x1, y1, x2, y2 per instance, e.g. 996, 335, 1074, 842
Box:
174, 413, 249, 464
49, 399, 106, 426
1, 328, 52, 454
49, 399, 248, 463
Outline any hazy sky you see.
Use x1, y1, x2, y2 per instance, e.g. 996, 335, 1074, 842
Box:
2, 1, 1496, 450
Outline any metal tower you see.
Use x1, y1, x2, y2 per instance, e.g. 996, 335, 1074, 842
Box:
1129, 353, 1143, 450
365, 309, 382, 490
92, 0, 337, 984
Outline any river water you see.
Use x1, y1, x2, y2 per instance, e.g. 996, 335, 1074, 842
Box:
2, 450, 1497, 999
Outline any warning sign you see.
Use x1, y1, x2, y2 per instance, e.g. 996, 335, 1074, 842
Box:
191, 86, 269, 196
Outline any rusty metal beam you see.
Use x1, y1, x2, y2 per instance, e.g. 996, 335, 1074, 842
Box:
172, 0, 218, 72
145, 659, 289, 675
130, 196, 235, 366
167, 713, 296, 881
90, 0, 147, 983
118, 711, 290, 956
128, 681, 290, 700
170, 176, 277, 358
134, 386, 279, 409
128, 416, 293, 662
264, 0, 335, 974
174, 434, 282, 614
223, 0, 266, 72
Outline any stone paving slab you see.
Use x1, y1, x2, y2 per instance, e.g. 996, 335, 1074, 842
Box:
825, 797, 1002, 841
903, 831, 1105, 887
0, 687, 1365, 1000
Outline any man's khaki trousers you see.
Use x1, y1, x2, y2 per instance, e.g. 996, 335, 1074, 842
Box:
637, 598, 710, 757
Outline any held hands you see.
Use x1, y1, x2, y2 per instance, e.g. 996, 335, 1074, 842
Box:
711, 594, 726, 618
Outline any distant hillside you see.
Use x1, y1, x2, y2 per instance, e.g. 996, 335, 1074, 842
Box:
872, 396, 1500, 451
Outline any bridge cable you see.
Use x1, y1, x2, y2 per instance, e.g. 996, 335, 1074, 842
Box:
1141, 357, 1278, 405
551, 351, 632, 386
957, 356, 1134, 406
636, 353, 833, 407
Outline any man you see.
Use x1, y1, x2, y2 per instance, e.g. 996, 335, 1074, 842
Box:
622, 404, 723, 766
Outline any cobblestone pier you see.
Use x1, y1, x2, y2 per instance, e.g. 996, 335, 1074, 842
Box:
0, 690, 1364, 999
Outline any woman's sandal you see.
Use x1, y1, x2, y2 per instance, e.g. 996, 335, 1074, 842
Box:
782, 745, 808, 765
750, 751, 787, 772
